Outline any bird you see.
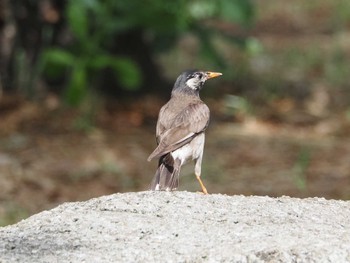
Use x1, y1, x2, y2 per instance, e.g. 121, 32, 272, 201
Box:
147, 70, 222, 194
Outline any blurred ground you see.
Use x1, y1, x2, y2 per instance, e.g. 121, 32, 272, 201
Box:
1, 0, 350, 226
1, 94, 350, 226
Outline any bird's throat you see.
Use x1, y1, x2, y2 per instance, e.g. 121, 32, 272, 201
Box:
172, 85, 200, 98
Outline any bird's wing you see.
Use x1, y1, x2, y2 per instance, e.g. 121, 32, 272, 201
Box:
148, 102, 209, 161
155, 105, 167, 145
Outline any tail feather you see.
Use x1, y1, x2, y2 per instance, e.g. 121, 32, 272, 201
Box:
150, 154, 181, 191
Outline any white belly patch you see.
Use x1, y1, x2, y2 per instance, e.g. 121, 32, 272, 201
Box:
171, 133, 205, 164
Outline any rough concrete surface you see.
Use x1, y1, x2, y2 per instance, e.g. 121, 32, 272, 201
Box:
0, 191, 350, 263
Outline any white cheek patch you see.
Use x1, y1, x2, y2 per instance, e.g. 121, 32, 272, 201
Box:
186, 78, 200, 90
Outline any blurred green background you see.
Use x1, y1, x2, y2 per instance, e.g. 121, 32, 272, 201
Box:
1, 0, 350, 226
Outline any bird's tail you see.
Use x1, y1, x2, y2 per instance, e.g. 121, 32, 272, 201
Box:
150, 153, 181, 191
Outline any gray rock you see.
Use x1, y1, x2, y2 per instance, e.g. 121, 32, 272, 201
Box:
0, 191, 350, 262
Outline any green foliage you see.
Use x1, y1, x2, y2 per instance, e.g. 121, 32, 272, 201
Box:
292, 148, 311, 191
41, 0, 143, 105
43, 49, 75, 67
219, 0, 255, 26
324, 48, 350, 87
40, 0, 255, 106
0, 203, 28, 227
66, 1, 89, 41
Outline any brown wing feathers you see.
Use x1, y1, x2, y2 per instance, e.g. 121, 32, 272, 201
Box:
147, 102, 209, 161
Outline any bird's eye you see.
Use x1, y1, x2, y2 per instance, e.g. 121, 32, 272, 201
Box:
187, 72, 202, 80
195, 73, 202, 79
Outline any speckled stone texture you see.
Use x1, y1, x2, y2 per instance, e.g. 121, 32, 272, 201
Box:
0, 191, 350, 262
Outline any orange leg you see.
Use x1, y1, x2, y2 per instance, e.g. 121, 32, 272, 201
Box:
196, 175, 208, 194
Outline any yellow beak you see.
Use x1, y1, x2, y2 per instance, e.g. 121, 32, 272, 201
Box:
206, 71, 223, 79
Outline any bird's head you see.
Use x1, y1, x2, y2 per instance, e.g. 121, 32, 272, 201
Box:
172, 70, 222, 96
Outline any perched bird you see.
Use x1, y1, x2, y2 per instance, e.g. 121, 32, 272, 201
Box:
147, 70, 222, 194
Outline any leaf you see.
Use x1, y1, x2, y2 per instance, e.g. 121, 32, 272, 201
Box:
219, 0, 255, 27
65, 63, 88, 106
89, 55, 141, 90
88, 55, 112, 70
42, 48, 75, 67
111, 58, 142, 90
245, 37, 264, 56
188, 1, 216, 20
66, 0, 89, 40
